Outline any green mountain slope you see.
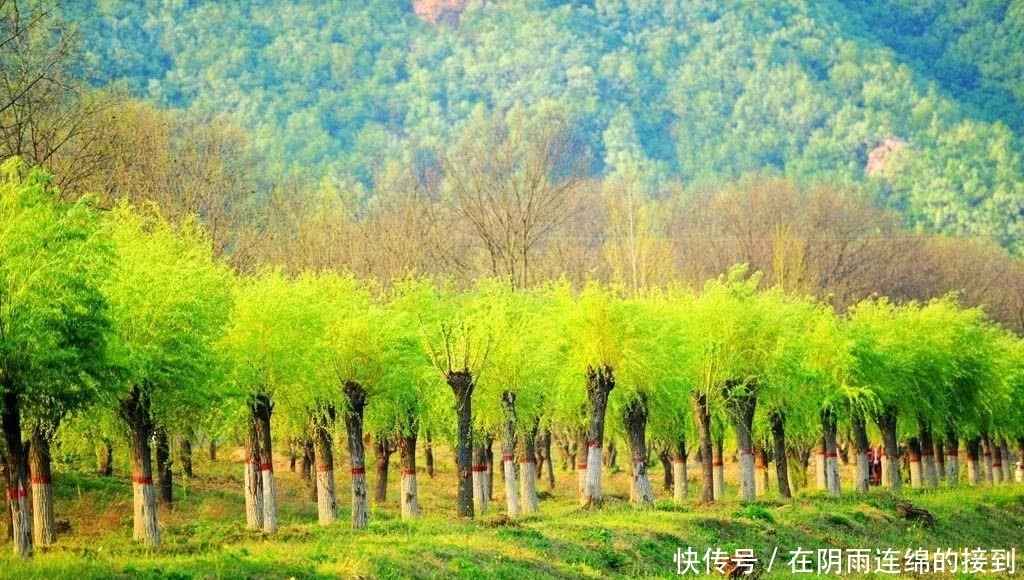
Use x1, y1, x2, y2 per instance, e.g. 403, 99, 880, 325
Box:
67, 0, 1024, 251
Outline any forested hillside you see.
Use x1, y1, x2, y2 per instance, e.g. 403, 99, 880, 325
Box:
66, 0, 1024, 252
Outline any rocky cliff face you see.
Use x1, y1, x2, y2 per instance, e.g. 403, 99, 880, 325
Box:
413, 0, 470, 25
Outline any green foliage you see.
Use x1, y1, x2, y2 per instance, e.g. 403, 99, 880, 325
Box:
0, 158, 111, 415
103, 201, 232, 422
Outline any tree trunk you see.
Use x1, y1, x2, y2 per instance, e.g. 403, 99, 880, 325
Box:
300, 437, 315, 501
97, 439, 113, 476
28, 423, 55, 547
398, 423, 419, 519
851, 409, 870, 494
209, 439, 217, 462
499, 392, 520, 517
287, 437, 297, 473
874, 407, 901, 491
485, 435, 494, 501
1, 391, 31, 557
623, 396, 654, 507
821, 408, 841, 496
574, 429, 588, 504
692, 392, 714, 504
374, 435, 394, 504
472, 442, 488, 515
769, 410, 792, 499
120, 386, 160, 548
966, 437, 981, 486
582, 365, 614, 505
606, 440, 617, 469
0, 449, 12, 543
934, 438, 945, 483
981, 434, 994, 484
251, 393, 276, 533
520, 418, 540, 514
1000, 438, 1012, 483
179, 436, 193, 479
754, 445, 768, 497
155, 427, 173, 506
344, 381, 369, 528
425, 430, 435, 479
991, 438, 1004, 484
243, 414, 263, 530
724, 381, 757, 501
671, 437, 689, 504
1017, 438, 1024, 484
946, 430, 960, 485
541, 429, 555, 490
446, 370, 474, 518
907, 437, 922, 488
712, 435, 725, 501
311, 407, 337, 525
659, 449, 673, 492
918, 421, 937, 488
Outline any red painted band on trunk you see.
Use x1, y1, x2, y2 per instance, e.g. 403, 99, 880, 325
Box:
967, 454, 978, 460
947, 450, 959, 457
315, 464, 332, 473
401, 468, 416, 475
259, 463, 273, 472
992, 462, 1003, 467
30, 476, 51, 485
576, 463, 588, 469
132, 475, 154, 485
671, 459, 685, 464
471, 465, 487, 473
519, 458, 536, 464
815, 451, 824, 456
502, 455, 514, 462
984, 452, 992, 457
351, 467, 366, 475
7, 488, 27, 499
588, 441, 601, 448
921, 451, 934, 457
825, 452, 838, 458
738, 448, 752, 455
712, 461, 724, 467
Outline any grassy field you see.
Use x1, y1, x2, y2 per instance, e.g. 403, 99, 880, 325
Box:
2, 448, 1022, 579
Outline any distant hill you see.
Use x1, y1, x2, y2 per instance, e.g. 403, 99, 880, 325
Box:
66, 0, 1024, 252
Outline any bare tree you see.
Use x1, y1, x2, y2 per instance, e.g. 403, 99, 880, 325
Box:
442, 110, 586, 288
0, 0, 113, 194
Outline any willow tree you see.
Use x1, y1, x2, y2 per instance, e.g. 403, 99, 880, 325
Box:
473, 281, 561, 517
105, 202, 231, 548
413, 278, 496, 519
556, 282, 632, 506
0, 160, 110, 556
220, 270, 322, 533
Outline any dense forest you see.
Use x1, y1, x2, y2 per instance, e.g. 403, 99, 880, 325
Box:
64, 0, 1024, 252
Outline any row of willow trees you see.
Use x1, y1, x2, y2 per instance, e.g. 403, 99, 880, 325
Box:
3, 157, 1024, 559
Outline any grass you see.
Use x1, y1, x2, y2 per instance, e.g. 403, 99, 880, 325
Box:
2, 450, 1023, 578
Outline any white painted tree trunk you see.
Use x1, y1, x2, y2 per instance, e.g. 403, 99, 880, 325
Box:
316, 468, 337, 525
520, 460, 539, 514
244, 460, 263, 529
945, 450, 959, 485
31, 480, 54, 546
909, 458, 923, 488
260, 464, 277, 533
712, 446, 725, 501
738, 450, 755, 501
133, 479, 160, 547
967, 457, 981, 486
814, 451, 826, 490
9, 486, 31, 557
400, 470, 419, 518
503, 456, 520, 517
855, 452, 869, 494
672, 460, 688, 504
351, 469, 369, 528
922, 451, 938, 488
585, 445, 603, 504
825, 452, 841, 496
473, 465, 488, 515
630, 459, 655, 507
